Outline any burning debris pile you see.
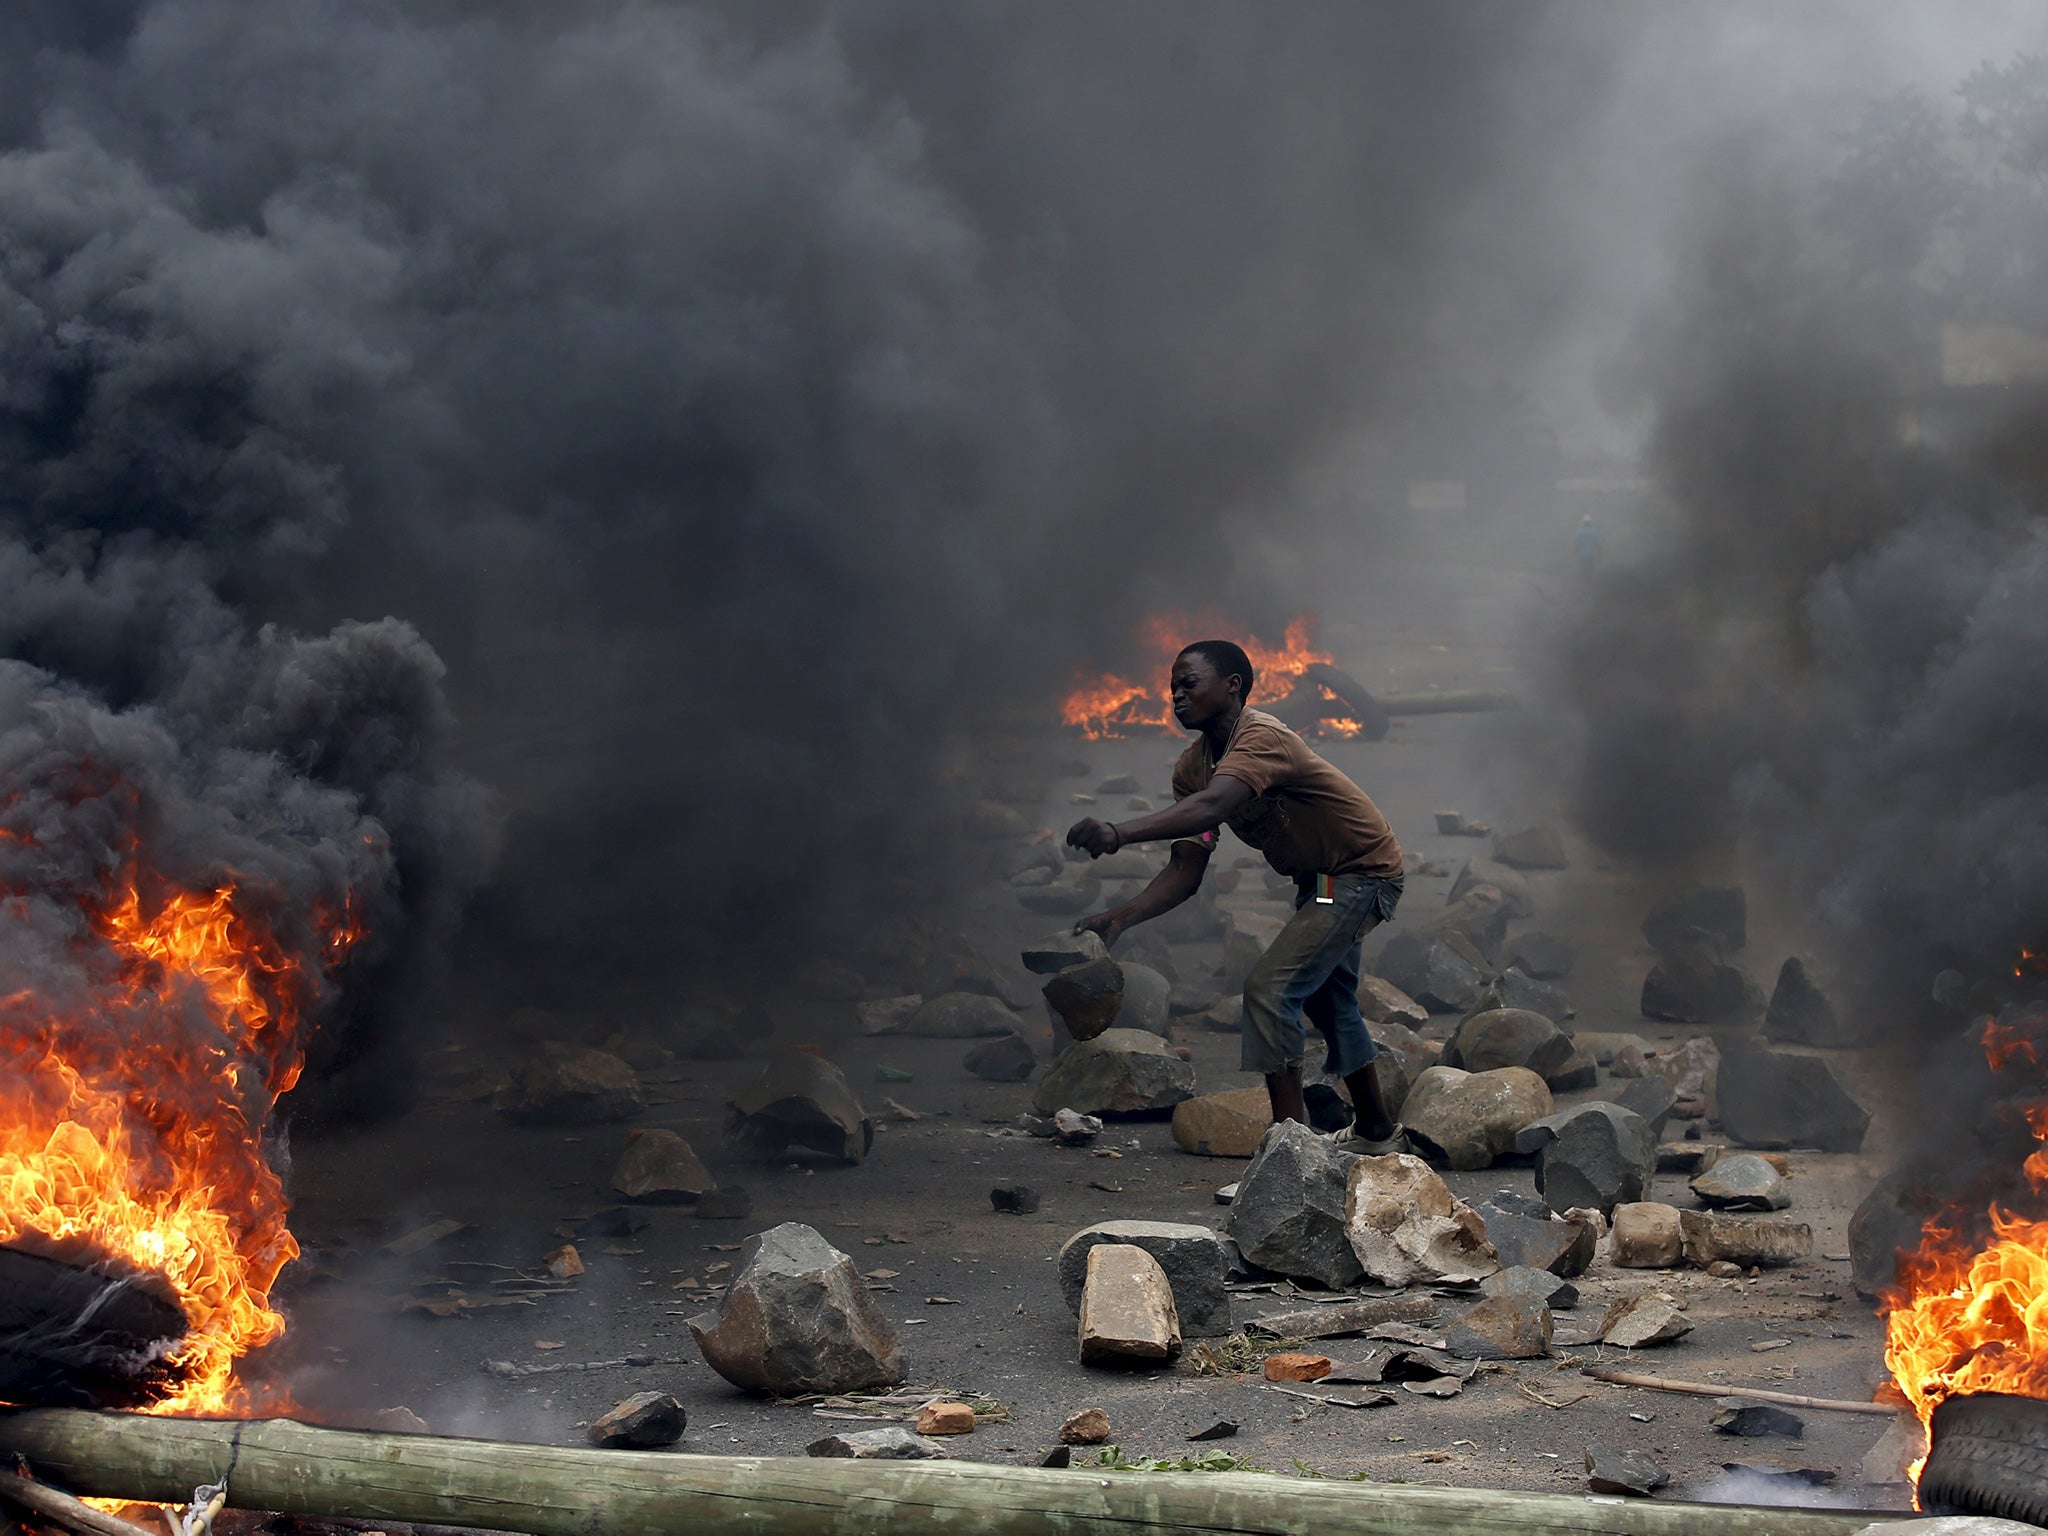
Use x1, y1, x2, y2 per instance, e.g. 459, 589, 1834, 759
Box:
1061, 616, 1511, 742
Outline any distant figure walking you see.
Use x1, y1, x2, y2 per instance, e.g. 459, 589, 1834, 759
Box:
1574, 514, 1600, 575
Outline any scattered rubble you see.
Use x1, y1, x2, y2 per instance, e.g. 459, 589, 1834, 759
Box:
1263, 1352, 1333, 1382
724, 1052, 874, 1164
962, 1032, 1036, 1083
1344, 1153, 1500, 1286
1444, 1294, 1551, 1360
1226, 1120, 1365, 1289
495, 1045, 645, 1125
900, 991, 1019, 1039
587, 1391, 685, 1449
1031, 1028, 1195, 1116
915, 1401, 977, 1435
990, 1183, 1041, 1214
1244, 1294, 1440, 1341
1440, 1008, 1574, 1078
1585, 1446, 1670, 1496
1426, 887, 1510, 963
1483, 967, 1576, 1023
1058, 1407, 1111, 1444
1644, 1035, 1720, 1109
1717, 1045, 1870, 1153
1054, 1108, 1103, 1144
688, 1223, 902, 1395
1435, 811, 1488, 836
1690, 1152, 1791, 1210
806, 1427, 947, 1459
1610, 1202, 1684, 1268
1375, 931, 1488, 1014
610, 1128, 714, 1204
543, 1244, 584, 1279
1598, 1293, 1693, 1347
1450, 861, 1535, 918
1515, 1101, 1657, 1216
1399, 1065, 1553, 1170
1546, 1047, 1598, 1093
1079, 1244, 1181, 1364
1679, 1210, 1813, 1268
1056, 1220, 1233, 1338
1170, 1087, 1271, 1157
1713, 1399, 1806, 1438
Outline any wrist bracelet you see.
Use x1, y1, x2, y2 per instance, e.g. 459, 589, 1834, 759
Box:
1108, 824, 1122, 853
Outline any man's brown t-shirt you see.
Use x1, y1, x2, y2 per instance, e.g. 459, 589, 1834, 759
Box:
1170, 707, 1403, 880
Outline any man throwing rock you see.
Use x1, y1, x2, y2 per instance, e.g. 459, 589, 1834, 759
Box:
1067, 639, 1405, 1150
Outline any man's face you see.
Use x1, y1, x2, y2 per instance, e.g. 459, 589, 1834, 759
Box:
1170, 653, 1239, 729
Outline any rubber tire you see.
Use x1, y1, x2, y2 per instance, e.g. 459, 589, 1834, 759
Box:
1920, 1391, 2048, 1524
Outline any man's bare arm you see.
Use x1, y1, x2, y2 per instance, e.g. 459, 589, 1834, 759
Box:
1066, 775, 1253, 857
1073, 841, 1210, 948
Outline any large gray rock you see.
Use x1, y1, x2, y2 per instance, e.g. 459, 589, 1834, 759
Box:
611, 1128, 714, 1203
1345, 1153, 1499, 1286
1444, 1294, 1551, 1360
1358, 976, 1431, 1029
1515, 1102, 1656, 1217
1022, 930, 1110, 975
1488, 968, 1576, 1023
1117, 963, 1173, 1038
1765, 957, 1859, 1047
1450, 861, 1535, 919
1641, 938, 1761, 1024
1425, 888, 1510, 964
1225, 1121, 1364, 1289
1031, 1028, 1195, 1116
1493, 827, 1567, 869
1441, 1009, 1574, 1078
495, 1045, 645, 1125
1400, 1065, 1553, 1171
807, 1427, 947, 1459
1042, 960, 1125, 1041
1376, 930, 1488, 1013
1718, 1045, 1870, 1153
725, 1052, 874, 1164
1472, 1193, 1597, 1278
1614, 1075, 1677, 1139
688, 1223, 902, 1394
1850, 1168, 1950, 1299
1643, 886, 1746, 954
1679, 1209, 1813, 1268
1056, 1220, 1233, 1337
900, 991, 1019, 1038
1690, 1152, 1791, 1210
588, 1392, 686, 1449
1504, 931, 1577, 980
1366, 1018, 1439, 1081
963, 1032, 1037, 1083
1171, 1086, 1273, 1158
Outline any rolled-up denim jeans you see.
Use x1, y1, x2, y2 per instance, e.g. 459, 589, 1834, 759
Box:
1240, 873, 1404, 1078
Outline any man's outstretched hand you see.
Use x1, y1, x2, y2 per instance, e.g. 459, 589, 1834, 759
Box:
1073, 908, 1127, 948
1066, 817, 1118, 857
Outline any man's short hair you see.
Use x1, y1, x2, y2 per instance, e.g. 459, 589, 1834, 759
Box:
1178, 639, 1256, 701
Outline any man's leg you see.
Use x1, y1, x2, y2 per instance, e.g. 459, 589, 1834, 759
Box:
1301, 930, 1397, 1140
1242, 898, 1374, 1127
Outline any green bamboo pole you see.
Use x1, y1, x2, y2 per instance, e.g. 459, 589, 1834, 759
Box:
0, 1409, 1908, 1536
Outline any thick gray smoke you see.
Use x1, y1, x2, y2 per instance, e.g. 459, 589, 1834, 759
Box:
1550, 65, 2048, 1023
0, 1, 1621, 1025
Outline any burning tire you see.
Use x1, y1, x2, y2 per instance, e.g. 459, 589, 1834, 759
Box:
0, 1242, 188, 1408
1920, 1391, 2048, 1524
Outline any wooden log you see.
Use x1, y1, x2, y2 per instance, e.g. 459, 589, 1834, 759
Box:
0, 1472, 159, 1536
1583, 1368, 1899, 1416
0, 1408, 1915, 1536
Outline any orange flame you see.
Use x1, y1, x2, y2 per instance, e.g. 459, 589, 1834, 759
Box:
1060, 615, 1355, 739
1882, 1007, 2048, 1481
0, 870, 359, 1413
